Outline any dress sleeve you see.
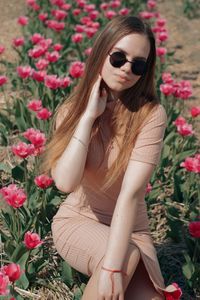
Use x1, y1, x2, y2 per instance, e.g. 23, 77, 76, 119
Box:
129, 104, 167, 166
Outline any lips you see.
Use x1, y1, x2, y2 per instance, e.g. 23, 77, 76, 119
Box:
118, 75, 130, 82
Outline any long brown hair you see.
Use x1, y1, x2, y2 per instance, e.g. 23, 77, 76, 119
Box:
41, 15, 160, 192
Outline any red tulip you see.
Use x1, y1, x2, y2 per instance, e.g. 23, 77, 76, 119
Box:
24, 231, 43, 249
34, 174, 53, 189
2, 263, 21, 282
189, 221, 200, 238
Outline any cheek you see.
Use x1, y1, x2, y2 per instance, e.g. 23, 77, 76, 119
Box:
101, 58, 111, 78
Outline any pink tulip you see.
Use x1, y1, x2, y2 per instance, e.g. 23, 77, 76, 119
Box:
160, 83, 175, 96
71, 33, 83, 43
24, 231, 43, 249
84, 27, 97, 38
84, 47, 92, 56
38, 12, 48, 22
0, 45, 5, 54
145, 183, 152, 194
190, 106, 200, 117
162, 72, 174, 84
51, 9, 68, 20
164, 282, 182, 300
173, 116, 187, 126
147, 0, 156, 10
156, 18, 167, 27
12, 37, 25, 47
173, 80, 193, 99
157, 31, 168, 42
0, 272, 9, 295
69, 61, 85, 78
53, 43, 63, 51
34, 174, 54, 188
189, 221, 200, 237
84, 4, 96, 12
28, 46, 47, 59
0, 75, 8, 86
45, 51, 60, 63
17, 16, 29, 26
46, 20, 65, 32
80, 16, 92, 26
44, 74, 60, 89
180, 156, 200, 173
23, 128, 46, 148
73, 8, 82, 16
177, 123, 194, 136
39, 38, 52, 49
61, 3, 71, 10
110, 0, 121, 8
26, 0, 36, 6
30, 33, 44, 44
77, 0, 86, 8
36, 108, 52, 120
105, 10, 117, 19
2, 263, 21, 282
11, 142, 35, 159
58, 76, 71, 88
35, 59, 49, 70
179, 82, 193, 99
27, 99, 43, 111
100, 3, 109, 10
75, 25, 85, 33
156, 47, 167, 57
0, 184, 27, 208
89, 10, 99, 20
119, 8, 130, 16
139, 11, 154, 19
32, 70, 46, 82
16, 66, 32, 79
50, 0, 65, 7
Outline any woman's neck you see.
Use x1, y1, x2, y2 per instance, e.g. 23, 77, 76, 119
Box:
107, 90, 120, 102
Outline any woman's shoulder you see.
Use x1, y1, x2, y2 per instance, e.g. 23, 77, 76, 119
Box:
147, 103, 168, 124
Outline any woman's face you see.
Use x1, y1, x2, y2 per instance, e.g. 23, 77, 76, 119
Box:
101, 33, 150, 99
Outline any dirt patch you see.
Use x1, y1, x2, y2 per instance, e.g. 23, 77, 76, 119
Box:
157, 0, 200, 118
0, 0, 26, 62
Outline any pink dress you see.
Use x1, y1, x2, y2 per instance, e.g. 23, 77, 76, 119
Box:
52, 102, 175, 296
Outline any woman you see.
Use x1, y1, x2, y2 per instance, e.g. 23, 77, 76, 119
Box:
42, 15, 176, 300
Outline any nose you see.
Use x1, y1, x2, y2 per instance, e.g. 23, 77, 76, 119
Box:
120, 61, 132, 74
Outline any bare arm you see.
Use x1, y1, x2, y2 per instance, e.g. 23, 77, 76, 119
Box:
51, 75, 108, 193
51, 112, 95, 193
103, 160, 155, 269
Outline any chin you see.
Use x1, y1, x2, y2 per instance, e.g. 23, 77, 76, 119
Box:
106, 81, 126, 91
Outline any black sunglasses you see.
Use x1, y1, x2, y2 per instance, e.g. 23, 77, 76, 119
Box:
108, 51, 147, 76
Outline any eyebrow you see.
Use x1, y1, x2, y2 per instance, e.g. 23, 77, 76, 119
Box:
113, 47, 147, 61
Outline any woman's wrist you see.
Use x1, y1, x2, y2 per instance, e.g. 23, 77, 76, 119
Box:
101, 266, 127, 276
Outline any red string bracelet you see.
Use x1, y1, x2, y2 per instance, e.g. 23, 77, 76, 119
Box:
101, 266, 128, 294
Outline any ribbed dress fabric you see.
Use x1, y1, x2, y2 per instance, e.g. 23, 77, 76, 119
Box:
52, 103, 173, 296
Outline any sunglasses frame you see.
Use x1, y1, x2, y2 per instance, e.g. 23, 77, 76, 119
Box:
108, 51, 147, 76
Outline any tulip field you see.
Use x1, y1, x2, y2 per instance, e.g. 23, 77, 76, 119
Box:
0, 0, 199, 299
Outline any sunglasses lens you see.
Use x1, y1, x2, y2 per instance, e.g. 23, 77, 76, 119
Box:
132, 60, 146, 76
109, 52, 126, 68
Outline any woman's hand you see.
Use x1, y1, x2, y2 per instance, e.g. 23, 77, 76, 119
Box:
84, 74, 108, 120
97, 269, 124, 300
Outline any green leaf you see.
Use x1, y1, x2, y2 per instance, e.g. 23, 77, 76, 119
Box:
182, 253, 195, 280
11, 162, 26, 182
61, 260, 74, 288
11, 243, 27, 262
175, 149, 197, 163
